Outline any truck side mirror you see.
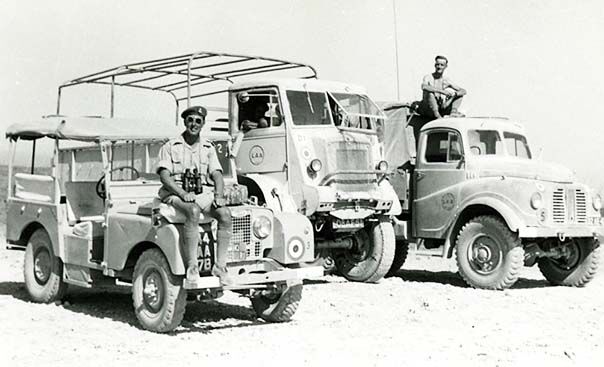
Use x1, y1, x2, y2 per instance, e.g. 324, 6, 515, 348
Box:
230, 131, 244, 158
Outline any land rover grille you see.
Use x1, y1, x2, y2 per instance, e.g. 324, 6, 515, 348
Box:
228, 213, 261, 260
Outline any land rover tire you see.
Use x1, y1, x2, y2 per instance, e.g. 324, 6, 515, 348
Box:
385, 238, 409, 278
24, 228, 68, 303
132, 248, 186, 332
334, 218, 396, 283
456, 215, 524, 290
538, 238, 600, 287
251, 283, 302, 322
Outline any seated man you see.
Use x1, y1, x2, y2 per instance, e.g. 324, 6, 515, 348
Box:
418, 55, 466, 120
241, 102, 269, 132
156, 106, 233, 285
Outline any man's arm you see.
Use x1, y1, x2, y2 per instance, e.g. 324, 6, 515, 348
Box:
210, 170, 226, 207
159, 168, 195, 202
444, 78, 467, 96
421, 75, 448, 95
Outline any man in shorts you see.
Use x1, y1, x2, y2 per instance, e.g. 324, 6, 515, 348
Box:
156, 106, 233, 285
418, 55, 466, 119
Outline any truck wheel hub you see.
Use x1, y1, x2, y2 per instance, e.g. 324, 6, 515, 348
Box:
33, 247, 51, 285
469, 236, 501, 275
142, 270, 164, 313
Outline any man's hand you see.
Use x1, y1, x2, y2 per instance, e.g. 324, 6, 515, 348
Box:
213, 195, 227, 208
443, 88, 456, 97
182, 192, 196, 202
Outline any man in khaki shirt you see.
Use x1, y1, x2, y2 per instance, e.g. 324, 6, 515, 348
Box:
418, 55, 466, 119
156, 106, 233, 285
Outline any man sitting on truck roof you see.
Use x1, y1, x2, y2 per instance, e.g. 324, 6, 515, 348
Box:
418, 55, 466, 120
156, 106, 233, 285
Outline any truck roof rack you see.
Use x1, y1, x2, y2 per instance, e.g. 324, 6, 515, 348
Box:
56, 51, 318, 121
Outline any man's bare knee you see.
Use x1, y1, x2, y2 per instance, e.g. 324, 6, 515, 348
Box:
215, 207, 232, 227
185, 203, 201, 220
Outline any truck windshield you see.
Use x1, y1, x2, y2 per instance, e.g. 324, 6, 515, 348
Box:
328, 92, 384, 131
503, 132, 532, 159
467, 130, 504, 156
286, 90, 332, 126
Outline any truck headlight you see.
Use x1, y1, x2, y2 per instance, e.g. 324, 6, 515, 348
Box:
287, 238, 304, 260
530, 192, 543, 210
593, 194, 602, 211
252, 216, 272, 239
308, 159, 322, 173
376, 160, 388, 171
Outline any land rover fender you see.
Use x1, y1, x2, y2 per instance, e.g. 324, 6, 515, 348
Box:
268, 212, 315, 264
105, 214, 185, 274
7, 203, 64, 259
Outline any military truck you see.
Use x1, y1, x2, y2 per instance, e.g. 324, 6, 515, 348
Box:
382, 103, 602, 289
4, 55, 324, 332
49, 51, 401, 284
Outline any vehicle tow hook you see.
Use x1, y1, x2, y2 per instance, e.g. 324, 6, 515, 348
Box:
557, 232, 566, 242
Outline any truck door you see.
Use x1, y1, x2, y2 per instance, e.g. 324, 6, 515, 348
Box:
233, 88, 287, 179
413, 129, 465, 238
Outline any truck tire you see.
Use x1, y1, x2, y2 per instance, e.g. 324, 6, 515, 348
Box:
385, 238, 409, 278
132, 248, 186, 332
456, 215, 524, 290
251, 283, 302, 322
538, 238, 600, 287
334, 218, 396, 283
23, 228, 68, 303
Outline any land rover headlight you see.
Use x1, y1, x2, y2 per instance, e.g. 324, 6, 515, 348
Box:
287, 238, 304, 260
530, 192, 543, 210
252, 216, 272, 239
593, 194, 602, 211
308, 159, 322, 173
377, 160, 389, 171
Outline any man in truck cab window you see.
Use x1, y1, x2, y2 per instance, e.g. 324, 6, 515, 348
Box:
418, 55, 467, 120
241, 101, 270, 132
156, 106, 233, 285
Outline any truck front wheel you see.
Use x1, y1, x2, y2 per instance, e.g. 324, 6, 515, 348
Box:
251, 283, 302, 322
24, 228, 68, 303
456, 215, 524, 290
132, 248, 186, 332
334, 219, 395, 283
538, 238, 600, 287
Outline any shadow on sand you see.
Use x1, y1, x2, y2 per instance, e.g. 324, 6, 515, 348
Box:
0, 281, 272, 334
389, 269, 550, 289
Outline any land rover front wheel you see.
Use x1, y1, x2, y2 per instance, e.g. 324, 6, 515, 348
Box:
538, 238, 600, 287
132, 248, 186, 332
334, 218, 395, 283
456, 215, 524, 290
251, 283, 302, 322
24, 228, 68, 303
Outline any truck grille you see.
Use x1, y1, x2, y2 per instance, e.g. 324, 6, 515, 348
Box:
329, 141, 375, 191
551, 188, 587, 224
228, 213, 261, 261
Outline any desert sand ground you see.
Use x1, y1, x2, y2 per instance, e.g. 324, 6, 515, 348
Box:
0, 228, 602, 367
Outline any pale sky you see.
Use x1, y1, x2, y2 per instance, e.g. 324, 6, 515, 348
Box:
1, 0, 603, 192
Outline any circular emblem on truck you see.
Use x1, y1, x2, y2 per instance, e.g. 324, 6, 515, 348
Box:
441, 193, 456, 211
249, 145, 264, 165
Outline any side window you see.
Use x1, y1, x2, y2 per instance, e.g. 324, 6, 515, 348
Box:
425, 131, 463, 163
237, 89, 282, 131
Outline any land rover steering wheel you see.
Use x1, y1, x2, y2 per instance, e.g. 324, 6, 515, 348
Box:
96, 166, 140, 199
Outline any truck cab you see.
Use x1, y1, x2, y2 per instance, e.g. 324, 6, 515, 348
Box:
227, 79, 401, 283
383, 108, 602, 290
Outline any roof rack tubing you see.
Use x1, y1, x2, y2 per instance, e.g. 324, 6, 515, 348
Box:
177, 89, 230, 100
206, 61, 288, 77
222, 64, 305, 79
160, 73, 232, 91
120, 69, 209, 88
117, 52, 200, 69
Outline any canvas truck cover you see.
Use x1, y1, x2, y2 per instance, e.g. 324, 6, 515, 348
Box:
378, 102, 414, 169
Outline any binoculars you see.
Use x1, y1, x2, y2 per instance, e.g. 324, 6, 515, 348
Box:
181, 168, 203, 194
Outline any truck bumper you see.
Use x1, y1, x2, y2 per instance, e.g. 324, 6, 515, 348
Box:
183, 265, 324, 290
519, 225, 603, 239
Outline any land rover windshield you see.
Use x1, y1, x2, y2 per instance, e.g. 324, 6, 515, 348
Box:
467, 129, 531, 159
285, 90, 384, 131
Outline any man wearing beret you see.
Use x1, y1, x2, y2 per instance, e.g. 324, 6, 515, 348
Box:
156, 106, 233, 285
